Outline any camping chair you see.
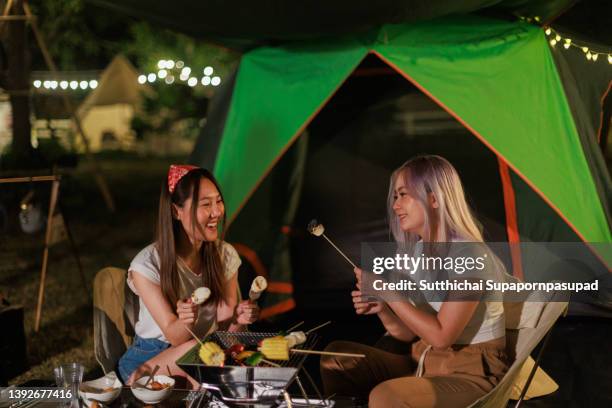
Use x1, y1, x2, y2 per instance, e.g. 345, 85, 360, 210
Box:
467, 286, 568, 408
93, 267, 138, 374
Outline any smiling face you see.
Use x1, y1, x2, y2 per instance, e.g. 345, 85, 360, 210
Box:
173, 177, 224, 243
392, 173, 428, 237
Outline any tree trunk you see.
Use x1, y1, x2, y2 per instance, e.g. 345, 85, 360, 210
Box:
7, 0, 32, 164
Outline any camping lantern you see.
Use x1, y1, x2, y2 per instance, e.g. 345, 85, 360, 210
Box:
19, 190, 45, 234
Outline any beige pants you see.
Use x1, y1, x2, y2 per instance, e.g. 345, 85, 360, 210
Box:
320, 337, 509, 408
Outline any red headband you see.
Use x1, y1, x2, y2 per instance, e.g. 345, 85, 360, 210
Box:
168, 164, 198, 194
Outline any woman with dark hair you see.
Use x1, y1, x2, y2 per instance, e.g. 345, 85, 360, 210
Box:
118, 165, 259, 387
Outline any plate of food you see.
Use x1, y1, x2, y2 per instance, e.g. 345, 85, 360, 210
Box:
130, 374, 175, 404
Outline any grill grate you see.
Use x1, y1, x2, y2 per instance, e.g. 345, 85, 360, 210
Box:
205, 331, 318, 368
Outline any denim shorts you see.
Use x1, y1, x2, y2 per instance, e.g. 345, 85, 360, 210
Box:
118, 335, 170, 382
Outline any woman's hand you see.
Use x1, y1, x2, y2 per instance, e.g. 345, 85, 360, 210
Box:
354, 267, 363, 289
234, 300, 260, 325
352, 290, 384, 315
176, 299, 198, 326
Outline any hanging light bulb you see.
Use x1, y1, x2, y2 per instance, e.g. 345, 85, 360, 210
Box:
582, 46, 589, 53
586, 51, 592, 60
550, 39, 557, 46
608, 55, 612, 64
592, 53, 598, 61
545, 28, 552, 35
555, 35, 561, 42
563, 39, 571, 49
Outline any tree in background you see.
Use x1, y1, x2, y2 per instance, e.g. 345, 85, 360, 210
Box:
0, 0, 237, 168
0, 0, 33, 166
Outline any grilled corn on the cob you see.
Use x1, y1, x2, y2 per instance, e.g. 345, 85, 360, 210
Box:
260, 337, 290, 360
199, 341, 225, 366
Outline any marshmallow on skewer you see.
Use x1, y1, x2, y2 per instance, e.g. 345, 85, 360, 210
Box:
285, 331, 307, 348
191, 286, 211, 305
307, 219, 357, 268
307, 219, 325, 236
249, 276, 268, 301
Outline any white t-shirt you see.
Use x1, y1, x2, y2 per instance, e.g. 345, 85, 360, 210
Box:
411, 240, 505, 345
127, 241, 241, 343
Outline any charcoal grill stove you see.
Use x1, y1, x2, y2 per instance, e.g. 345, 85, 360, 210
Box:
177, 331, 322, 407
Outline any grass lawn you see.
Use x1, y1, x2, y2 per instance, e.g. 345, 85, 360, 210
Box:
1, 153, 187, 384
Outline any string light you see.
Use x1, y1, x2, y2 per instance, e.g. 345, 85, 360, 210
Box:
544, 26, 612, 65
135, 59, 224, 88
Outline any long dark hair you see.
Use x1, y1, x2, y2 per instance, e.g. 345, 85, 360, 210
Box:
156, 168, 228, 309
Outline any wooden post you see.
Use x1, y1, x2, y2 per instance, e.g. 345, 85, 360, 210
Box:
34, 179, 60, 332
1, 175, 89, 331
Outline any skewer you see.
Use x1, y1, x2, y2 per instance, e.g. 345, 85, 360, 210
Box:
307, 219, 357, 268
286, 321, 304, 332
261, 359, 281, 367
305, 320, 331, 334
290, 349, 366, 358
321, 234, 357, 268
183, 325, 205, 347
166, 364, 173, 376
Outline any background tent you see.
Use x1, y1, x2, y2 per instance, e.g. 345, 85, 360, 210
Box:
75, 55, 152, 152
188, 15, 610, 318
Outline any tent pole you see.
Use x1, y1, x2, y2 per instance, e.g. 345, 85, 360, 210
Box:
498, 159, 524, 280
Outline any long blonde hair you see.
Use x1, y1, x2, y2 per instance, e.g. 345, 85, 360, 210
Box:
388, 155, 483, 248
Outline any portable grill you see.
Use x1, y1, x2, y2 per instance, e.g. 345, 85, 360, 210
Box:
176, 331, 319, 406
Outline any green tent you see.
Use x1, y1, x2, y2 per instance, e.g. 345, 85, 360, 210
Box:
94, 0, 610, 317
186, 15, 611, 317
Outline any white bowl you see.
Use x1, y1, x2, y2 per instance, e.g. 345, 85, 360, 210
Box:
130, 374, 175, 404
78, 371, 122, 407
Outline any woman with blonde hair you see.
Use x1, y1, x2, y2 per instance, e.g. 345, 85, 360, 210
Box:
320, 155, 508, 407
